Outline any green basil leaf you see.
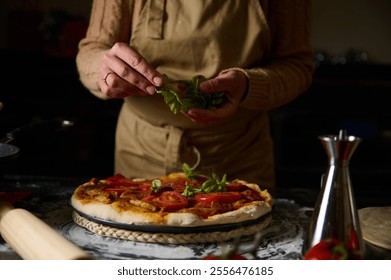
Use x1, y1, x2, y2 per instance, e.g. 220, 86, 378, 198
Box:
156, 74, 225, 114
151, 179, 162, 191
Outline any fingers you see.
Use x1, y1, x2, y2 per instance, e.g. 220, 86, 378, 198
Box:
181, 110, 214, 125
99, 70, 145, 98
183, 70, 248, 125
199, 73, 231, 93
99, 64, 150, 98
184, 103, 237, 125
200, 70, 247, 98
99, 43, 164, 98
111, 43, 163, 87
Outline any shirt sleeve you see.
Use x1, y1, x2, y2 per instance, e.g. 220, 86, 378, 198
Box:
237, 0, 315, 110
76, 0, 134, 99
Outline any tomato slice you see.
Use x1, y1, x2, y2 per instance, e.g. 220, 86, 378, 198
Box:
105, 174, 141, 187
169, 179, 199, 193
195, 192, 242, 205
138, 182, 153, 191
226, 182, 246, 191
143, 191, 188, 211
105, 173, 127, 182
102, 174, 153, 197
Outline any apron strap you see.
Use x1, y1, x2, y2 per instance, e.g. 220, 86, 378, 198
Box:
165, 125, 183, 172
165, 125, 201, 172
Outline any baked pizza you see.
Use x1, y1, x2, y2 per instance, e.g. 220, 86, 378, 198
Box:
70, 164, 273, 228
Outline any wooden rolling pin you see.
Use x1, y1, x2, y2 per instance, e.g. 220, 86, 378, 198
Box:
0, 201, 92, 260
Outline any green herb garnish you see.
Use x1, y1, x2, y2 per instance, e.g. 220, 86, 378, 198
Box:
156, 74, 225, 114
151, 179, 162, 191
182, 172, 227, 197
199, 173, 227, 193
182, 163, 199, 181
182, 181, 197, 197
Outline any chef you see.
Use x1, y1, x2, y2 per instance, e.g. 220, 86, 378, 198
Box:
76, 0, 314, 191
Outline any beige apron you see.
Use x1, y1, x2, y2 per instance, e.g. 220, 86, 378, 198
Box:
115, 0, 275, 189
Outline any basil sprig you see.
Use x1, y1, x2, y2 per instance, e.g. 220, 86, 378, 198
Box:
182, 163, 199, 181
151, 163, 227, 196
156, 74, 225, 114
182, 172, 227, 197
150, 179, 162, 191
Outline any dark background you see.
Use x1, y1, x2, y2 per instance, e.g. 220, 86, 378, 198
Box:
0, 1, 391, 199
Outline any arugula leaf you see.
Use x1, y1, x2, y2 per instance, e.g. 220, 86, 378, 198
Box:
182, 163, 199, 181
155, 75, 183, 114
156, 74, 225, 114
150, 179, 162, 191
182, 172, 227, 197
182, 182, 197, 197
199, 173, 227, 193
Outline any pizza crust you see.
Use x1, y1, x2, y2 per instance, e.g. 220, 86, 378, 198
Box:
157, 201, 270, 226
71, 195, 272, 227
71, 196, 163, 225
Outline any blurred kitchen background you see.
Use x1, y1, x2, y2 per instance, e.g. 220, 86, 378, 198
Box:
0, 0, 390, 194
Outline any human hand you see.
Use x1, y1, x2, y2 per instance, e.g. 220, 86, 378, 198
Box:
99, 42, 164, 98
182, 70, 248, 125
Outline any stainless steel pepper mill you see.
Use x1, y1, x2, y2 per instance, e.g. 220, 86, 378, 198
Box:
302, 129, 365, 258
